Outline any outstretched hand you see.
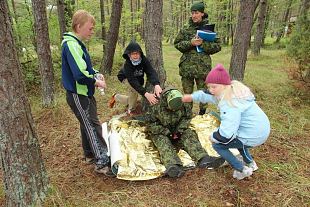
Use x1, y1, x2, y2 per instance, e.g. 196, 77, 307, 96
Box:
182, 95, 193, 103
145, 92, 158, 105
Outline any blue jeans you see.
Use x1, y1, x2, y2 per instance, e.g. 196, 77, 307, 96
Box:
212, 139, 253, 172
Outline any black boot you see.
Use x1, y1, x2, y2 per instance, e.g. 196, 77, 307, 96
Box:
199, 108, 206, 115
198, 156, 225, 169
165, 164, 185, 178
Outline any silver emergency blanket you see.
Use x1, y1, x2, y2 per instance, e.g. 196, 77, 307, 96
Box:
103, 114, 235, 181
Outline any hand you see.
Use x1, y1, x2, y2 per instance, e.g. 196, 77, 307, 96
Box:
95, 79, 106, 89
96, 73, 105, 81
94, 73, 106, 88
182, 95, 193, 103
144, 92, 158, 105
191, 36, 203, 46
154, 85, 162, 97
172, 132, 181, 140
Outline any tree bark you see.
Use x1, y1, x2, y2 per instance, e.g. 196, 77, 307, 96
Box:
130, 0, 134, 37
32, 0, 55, 106
100, 0, 106, 54
100, 0, 123, 74
143, 0, 166, 110
0, 1, 49, 206
57, 0, 67, 42
253, 0, 268, 56
229, 0, 256, 81
230, 0, 235, 46
106, 0, 110, 15
275, 0, 293, 43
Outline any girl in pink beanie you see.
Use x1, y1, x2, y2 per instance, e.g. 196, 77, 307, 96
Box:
182, 64, 270, 180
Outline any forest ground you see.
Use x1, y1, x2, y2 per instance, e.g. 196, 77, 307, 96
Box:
1, 43, 309, 206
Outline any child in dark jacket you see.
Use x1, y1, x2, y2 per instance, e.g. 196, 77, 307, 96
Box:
109, 41, 162, 114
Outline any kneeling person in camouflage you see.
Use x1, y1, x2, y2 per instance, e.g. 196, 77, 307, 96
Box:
146, 87, 224, 178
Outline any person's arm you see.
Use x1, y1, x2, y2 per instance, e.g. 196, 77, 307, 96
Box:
200, 37, 221, 55
117, 67, 126, 83
191, 90, 217, 104
65, 41, 96, 86
143, 58, 160, 85
210, 105, 241, 144
143, 58, 162, 97
174, 29, 195, 53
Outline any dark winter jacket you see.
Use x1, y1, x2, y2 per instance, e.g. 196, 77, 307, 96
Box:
117, 41, 160, 96
174, 16, 221, 78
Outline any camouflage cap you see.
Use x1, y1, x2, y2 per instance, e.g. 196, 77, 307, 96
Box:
166, 90, 183, 111
191, 1, 205, 12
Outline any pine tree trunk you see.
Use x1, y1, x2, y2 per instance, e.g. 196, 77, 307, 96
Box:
252, 0, 268, 56
230, 0, 235, 45
262, 5, 270, 46
106, 0, 110, 15
100, 0, 123, 74
130, 0, 134, 37
275, 0, 293, 43
32, 0, 55, 106
57, 0, 66, 42
100, 0, 106, 54
229, 0, 256, 81
143, 0, 166, 111
0, 1, 49, 206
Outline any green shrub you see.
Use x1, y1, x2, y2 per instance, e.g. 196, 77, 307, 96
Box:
286, 6, 310, 87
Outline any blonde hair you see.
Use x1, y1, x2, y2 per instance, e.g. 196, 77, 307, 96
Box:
221, 80, 254, 106
71, 10, 95, 32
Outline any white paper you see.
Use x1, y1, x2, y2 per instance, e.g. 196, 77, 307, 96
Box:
101, 122, 123, 167
109, 131, 123, 166
101, 122, 110, 156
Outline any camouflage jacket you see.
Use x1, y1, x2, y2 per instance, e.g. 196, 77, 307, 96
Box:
174, 17, 221, 78
147, 92, 192, 136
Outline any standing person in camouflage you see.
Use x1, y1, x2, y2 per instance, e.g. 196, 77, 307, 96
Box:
174, 1, 221, 115
146, 87, 224, 178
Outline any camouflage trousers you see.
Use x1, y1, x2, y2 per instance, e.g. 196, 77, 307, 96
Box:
181, 76, 208, 112
150, 128, 208, 167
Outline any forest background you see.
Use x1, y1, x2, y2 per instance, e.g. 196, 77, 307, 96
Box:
0, 0, 309, 206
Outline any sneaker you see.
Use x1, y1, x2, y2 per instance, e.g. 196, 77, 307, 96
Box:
84, 157, 95, 164
198, 156, 225, 169
108, 94, 116, 108
95, 165, 116, 177
246, 160, 258, 172
233, 166, 253, 180
165, 165, 185, 178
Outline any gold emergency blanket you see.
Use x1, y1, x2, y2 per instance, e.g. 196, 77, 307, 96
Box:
109, 114, 221, 180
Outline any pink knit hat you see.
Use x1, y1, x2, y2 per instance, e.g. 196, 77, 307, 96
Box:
205, 64, 231, 85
